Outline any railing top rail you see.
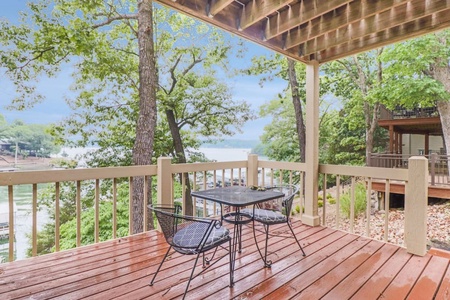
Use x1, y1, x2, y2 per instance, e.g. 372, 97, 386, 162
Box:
320, 164, 408, 181
258, 160, 307, 171
169, 160, 248, 174
0, 165, 158, 186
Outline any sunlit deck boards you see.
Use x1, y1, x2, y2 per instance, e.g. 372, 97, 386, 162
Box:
1, 220, 449, 299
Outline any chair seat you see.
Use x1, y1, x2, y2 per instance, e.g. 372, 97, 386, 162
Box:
173, 223, 230, 253
241, 208, 287, 223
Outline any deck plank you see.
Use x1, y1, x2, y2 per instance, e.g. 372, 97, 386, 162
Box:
435, 262, 450, 299
350, 248, 412, 299
1, 220, 449, 300
380, 254, 432, 299
293, 239, 385, 299
407, 255, 449, 299
261, 235, 371, 299
322, 243, 399, 299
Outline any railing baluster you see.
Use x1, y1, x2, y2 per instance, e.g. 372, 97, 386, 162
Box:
230, 168, 234, 187
322, 174, 327, 226
143, 176, 148, 232
336, 175, 340, 230
55, 182, 60, 252
113, 178, 117, 239
384, 179, 390, 242
76, 180, 81, 247
95, 179, 99, 243
32, 184, 37, 257
300, 172, 304, 218
366, 177, 372, 237
128, 177, 133, 236
8, 185, 14, 262
350, 177, 355, 233
238, 168, 242, 186
182, 172, 186, 216
203, 171, 207, 217
222, 169, 225, 187
279, 169, 282, 187
261, 167, 265, 186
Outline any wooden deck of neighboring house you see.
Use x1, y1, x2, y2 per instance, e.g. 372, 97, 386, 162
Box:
1, 220, 450, 299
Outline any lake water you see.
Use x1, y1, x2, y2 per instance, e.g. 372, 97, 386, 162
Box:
1, 147, 258, 261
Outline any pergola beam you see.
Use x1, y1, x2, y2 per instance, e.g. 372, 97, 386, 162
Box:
299, 0, 450, 56
239, 0, 292, 31
208, 0, 234, 17
284, 0, 409, 50
264, 0, 351, 40
312, 9, 450, 63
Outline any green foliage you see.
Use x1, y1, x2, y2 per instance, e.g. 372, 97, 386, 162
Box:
0, 115, 60, 157
318, 200, 323, 208
340, 183, 367, 219
328, 198, 336, 205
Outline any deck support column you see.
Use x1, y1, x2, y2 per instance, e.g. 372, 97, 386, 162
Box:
405, 156, 428, 256
247, 154, 259, 187
302, 61, 320, 227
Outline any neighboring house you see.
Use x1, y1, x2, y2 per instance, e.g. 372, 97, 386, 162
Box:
0, 139, 12, 153
377, 105, 444, 157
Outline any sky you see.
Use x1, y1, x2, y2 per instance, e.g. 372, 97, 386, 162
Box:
0, 1, 287, 141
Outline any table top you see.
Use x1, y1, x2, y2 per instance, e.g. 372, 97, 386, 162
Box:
191, 186, 284, 207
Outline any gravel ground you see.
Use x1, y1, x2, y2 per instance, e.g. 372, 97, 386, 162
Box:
292, 197, 450, 251
314, 200, 450, 250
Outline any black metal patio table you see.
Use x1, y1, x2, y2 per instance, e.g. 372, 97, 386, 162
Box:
191, 185, 284, 283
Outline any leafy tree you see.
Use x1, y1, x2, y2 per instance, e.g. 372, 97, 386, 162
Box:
322, 50, 385, 166
380, 30, 450, 157
0, 0, 158, 233
3, 120, 32, 165
245, 54, 308, 162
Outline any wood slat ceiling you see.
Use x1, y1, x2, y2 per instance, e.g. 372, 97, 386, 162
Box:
154, 0, 450, 64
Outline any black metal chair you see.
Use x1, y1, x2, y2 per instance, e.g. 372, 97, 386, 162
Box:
149, 205, 233, 299
242, 184, 306, 267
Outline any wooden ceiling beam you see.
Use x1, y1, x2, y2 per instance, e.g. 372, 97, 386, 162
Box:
311, 9, 450, 63
264, 0, 351, 40
239, 0, 292, 31
208, 0, 235, 17
284, 0, 409, 50
300, 0, 450, 56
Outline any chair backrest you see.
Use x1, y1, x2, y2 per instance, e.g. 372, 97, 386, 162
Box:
267, 185, 299, 216
149, 205, 219, 253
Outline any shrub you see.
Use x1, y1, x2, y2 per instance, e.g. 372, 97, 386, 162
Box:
328, 198, 336, 205
340, 183, 367, 219
326, 193, 333, 199
318, 200, 323, 208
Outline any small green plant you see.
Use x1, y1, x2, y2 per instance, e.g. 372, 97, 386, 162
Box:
340, 183, 367, 219
318, 194, 323, 200
328, 198, 336, 205
295, 205, 301, 214
326, 193, 333, 199
318, 200, 323, 208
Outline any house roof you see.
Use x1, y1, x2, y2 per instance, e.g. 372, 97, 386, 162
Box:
155, 0, 450, 64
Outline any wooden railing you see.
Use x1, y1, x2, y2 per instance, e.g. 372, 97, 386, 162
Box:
0, 155, 429, 263
370, 153, 449, 186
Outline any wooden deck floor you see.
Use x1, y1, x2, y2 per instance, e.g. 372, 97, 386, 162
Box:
1, 220, 450, 299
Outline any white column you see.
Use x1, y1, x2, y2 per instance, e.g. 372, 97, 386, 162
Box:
405, 156, 428, 256
302, 61, 320, 226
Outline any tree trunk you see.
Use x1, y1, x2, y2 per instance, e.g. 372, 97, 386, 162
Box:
131, 0, 158, 234
166, 109, 194, 216
287, 58, 306, 163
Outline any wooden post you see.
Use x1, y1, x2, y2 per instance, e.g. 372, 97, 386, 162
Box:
303, 61, 320, 227
389, 125, 394, 153
425, 133, 429, 156
247, 154, 259, 187
405, 156, 428, 256
157, 157, 173, 207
